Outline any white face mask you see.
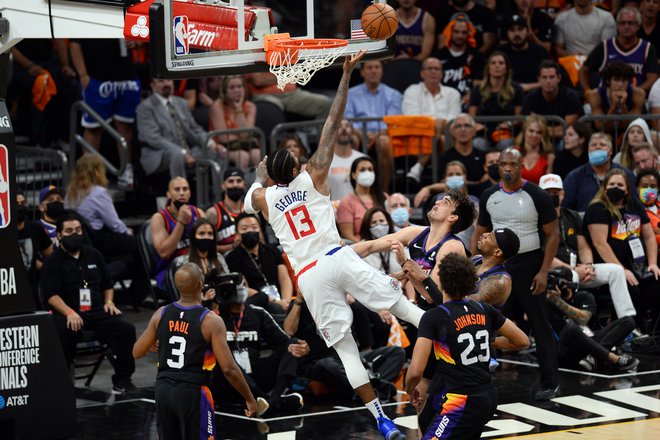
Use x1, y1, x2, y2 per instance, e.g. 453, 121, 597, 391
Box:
357, 170, 376, 188
369, 223, 389, 238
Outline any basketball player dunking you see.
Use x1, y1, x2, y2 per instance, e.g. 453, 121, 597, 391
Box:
245, 51, 423, 440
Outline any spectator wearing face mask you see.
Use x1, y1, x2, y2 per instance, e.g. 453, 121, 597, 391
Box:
337, 157, 387, 243
206, 168, 246, 254
41, 213, 137, 394
38, 185, 66, 247
386, 193, 417, 231
636, 169, 660, 245
225, 213, 293, 314
17, 190, 52, 307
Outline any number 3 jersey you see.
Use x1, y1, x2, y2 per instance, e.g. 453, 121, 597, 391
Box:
419, 299, 506, 391
265, 171, 341, 273
156, 303, 216, 386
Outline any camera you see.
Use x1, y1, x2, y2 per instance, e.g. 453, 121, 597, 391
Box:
203, 270, 246, 305
547, 267, 578, 299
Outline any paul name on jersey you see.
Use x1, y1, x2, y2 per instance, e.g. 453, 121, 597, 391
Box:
274, 190, 308, 212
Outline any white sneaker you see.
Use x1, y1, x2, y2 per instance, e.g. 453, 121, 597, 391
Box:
118, 164, 134, 189
406, 162, 423, 183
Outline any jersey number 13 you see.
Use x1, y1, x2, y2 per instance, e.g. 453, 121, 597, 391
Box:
285, 205, 317, 240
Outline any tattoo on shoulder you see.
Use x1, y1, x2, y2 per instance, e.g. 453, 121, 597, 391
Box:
476, 275, 508, 306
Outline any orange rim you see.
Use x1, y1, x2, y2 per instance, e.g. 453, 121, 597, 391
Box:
266, 38, 348, 66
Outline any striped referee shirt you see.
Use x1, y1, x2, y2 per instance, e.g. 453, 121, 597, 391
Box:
478, 181, 557, 254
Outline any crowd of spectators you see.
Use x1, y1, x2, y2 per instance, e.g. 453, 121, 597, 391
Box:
9, 0, 660, 414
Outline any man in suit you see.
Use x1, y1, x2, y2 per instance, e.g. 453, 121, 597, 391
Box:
137, 78, 226, 179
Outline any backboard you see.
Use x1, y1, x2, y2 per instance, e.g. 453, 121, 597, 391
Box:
124, 0, 394, 79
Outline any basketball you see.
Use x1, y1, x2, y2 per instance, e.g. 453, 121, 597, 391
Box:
361, 3, 398, 40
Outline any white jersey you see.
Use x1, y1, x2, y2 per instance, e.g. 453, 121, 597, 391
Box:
265, 171, 341, 273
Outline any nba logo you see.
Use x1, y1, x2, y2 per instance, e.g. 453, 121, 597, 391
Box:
0, 145, 10, 228
173, 15, 189, 55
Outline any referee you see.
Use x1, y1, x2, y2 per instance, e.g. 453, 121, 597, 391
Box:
472, 147, 560, 401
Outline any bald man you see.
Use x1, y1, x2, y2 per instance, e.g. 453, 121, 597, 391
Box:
134, 262, 257, 439
150, 177, 205, 290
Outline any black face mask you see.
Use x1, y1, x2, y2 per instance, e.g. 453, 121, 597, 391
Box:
16, 206, 28, 223
550, 194, 560, 208
487, 164, 500, 181
61, 234, 84, 252
194, 238, 215, 252
226, 188, 245, 202
241, 231, 260, 248
606, 187, 626, 204
46, 201, 64, 219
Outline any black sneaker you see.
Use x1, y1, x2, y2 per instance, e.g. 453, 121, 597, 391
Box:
278, 392, 304, 411
112, 380, 137, 395
615, 354, 640, 371
534, 385, 559, 401
579, 355, 596, 372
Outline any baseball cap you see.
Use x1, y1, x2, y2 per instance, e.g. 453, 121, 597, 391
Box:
494, 228, 520, 260
39, 185, 64, 204
539, 173, 563, 190
223, 168, 244, 182
507, 14, 527, 30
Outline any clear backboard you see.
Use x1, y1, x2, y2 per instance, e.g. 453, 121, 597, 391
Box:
124, 0, 393, 79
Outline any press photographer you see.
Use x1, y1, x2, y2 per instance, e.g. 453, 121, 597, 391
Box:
211, 271, 307, 416
226, 213, 293, 315
546, 267, 639, 372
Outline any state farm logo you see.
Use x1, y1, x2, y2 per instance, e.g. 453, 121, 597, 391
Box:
0, 145, 9, 228
131, 16, 149, 38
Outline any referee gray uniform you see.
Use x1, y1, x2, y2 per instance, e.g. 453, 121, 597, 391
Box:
478, 181, 559, 393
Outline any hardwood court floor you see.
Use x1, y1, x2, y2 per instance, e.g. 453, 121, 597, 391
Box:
73, 348, 660, 439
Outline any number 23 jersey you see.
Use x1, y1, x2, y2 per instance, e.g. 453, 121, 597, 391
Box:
419, 299, 506, 390
265, 171, 341, 273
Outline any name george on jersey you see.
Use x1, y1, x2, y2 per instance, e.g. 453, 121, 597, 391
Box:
274, 190, 308, 213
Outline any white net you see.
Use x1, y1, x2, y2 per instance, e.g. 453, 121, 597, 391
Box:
268, 44, 348, 90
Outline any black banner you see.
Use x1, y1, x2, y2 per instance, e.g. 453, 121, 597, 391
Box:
0, 312, 76, 438
0, 100, 35, 316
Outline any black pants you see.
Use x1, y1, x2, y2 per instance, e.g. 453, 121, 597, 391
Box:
155, 378, 215, 440
559, 316, 635, 367
54, 308, 136, 385
212, 342, 297, 404
504, 250, 558, 389
627, 276, 660, 332
307, 346, 406, 392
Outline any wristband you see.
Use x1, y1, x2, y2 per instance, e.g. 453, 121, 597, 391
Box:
176, 218, 186, 226
421, 277, 443, 305
244, 182, 263, 214
294, 300, 304, 306
66, 309, 74, 317
105, 301, 114, 305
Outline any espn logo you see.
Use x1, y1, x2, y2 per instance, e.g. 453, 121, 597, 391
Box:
0, 145, 10, 228
173, 15, 190, 55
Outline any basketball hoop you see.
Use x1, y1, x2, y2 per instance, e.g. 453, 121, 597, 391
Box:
265, 36, 349, 90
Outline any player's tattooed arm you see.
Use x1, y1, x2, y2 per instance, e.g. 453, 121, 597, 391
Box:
308, 51, 366, 174
469, 275, 510, 306
546, 288, 592, 326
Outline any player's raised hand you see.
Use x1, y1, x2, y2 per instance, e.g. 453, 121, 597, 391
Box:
255, 155, 269, 185
344, 49, 367, 73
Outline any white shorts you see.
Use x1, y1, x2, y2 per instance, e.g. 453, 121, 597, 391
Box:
297, 246, 403, 347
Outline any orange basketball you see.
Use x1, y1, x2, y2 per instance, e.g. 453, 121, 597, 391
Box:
361, 3, 399, 40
